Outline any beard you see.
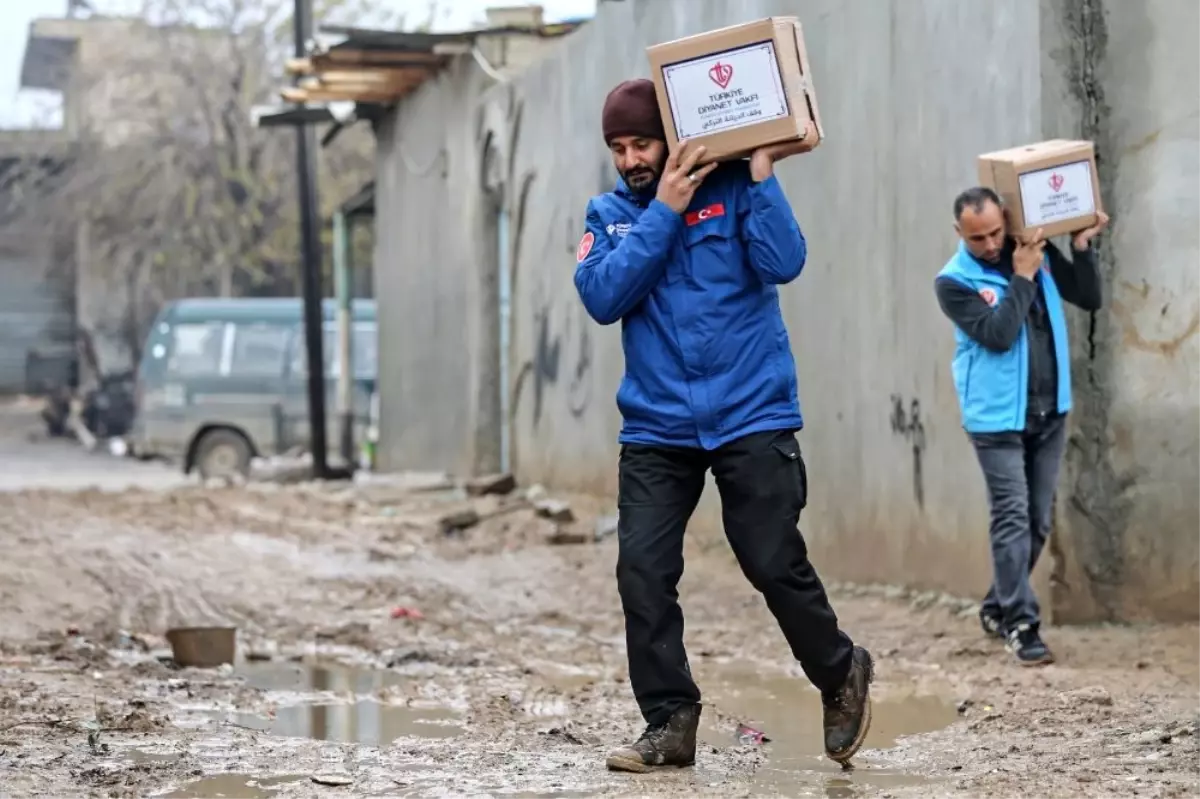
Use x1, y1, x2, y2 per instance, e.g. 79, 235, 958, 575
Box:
622, 164, 660, 191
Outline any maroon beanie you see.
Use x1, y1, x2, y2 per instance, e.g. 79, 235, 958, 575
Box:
601, 79, 665, 144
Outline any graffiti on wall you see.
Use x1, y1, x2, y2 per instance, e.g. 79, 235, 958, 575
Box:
514, 295, 594, 428
889, 394, 927, 509
529, 298, 593, 425
509, 150, 616, 430
512, 201, 595, 428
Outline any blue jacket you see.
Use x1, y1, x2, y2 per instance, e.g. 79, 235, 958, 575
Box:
574, 162, 806, 450
937, 241, 1072, 433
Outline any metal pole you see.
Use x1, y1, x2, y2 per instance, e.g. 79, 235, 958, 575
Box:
294, 0, 329, 479
332, 210, 354, 467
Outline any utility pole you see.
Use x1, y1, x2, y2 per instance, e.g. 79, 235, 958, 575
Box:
293, 0, 329, 479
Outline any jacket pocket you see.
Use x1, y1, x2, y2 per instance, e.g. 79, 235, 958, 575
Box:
682, 211, 737, 249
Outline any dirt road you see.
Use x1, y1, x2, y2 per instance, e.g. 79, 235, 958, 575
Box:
0, 399, 184, 494
0, 419, 1196, 797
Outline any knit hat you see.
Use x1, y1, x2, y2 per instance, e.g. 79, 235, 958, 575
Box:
601, 79, 665, 144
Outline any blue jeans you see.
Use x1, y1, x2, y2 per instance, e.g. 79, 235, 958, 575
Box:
969, 412, 1068, 629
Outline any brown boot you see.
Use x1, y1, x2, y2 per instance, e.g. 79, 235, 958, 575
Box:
605, 703, 701, 773
822, 646, 874, 764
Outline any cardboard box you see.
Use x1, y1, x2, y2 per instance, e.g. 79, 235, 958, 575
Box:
646, 17, 822, 163
977, 139, 1102, 239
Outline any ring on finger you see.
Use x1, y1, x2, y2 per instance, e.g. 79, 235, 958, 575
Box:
687, 172, 698, 183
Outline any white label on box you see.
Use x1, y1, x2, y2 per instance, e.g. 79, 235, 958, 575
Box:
1018, 160, 1096, 227
661, 40, 789, 140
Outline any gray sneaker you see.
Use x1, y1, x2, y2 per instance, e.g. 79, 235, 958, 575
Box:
979, 608, 1006, 640
605, 703, 701, 773
1006, 623, 1054, 666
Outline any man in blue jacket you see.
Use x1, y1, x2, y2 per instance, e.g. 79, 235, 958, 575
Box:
575, 79, 873, 773
935, 186, 1107, 666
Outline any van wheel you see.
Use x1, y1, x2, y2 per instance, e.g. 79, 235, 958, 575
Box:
193, 429, 252, 481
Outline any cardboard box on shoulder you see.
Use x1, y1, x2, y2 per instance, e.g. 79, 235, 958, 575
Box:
977, 139, 1102, 239
646, 17, 822, 164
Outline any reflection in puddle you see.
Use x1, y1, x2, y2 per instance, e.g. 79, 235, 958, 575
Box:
162, 773, 304, 798
695, 661, 957, 796
189, 659, 950, 796
223, 661, 463, 745
237, 661, 404, 693
220, 700, 462, 745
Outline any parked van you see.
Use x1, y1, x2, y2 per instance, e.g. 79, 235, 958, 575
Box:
131, 297, 377, 479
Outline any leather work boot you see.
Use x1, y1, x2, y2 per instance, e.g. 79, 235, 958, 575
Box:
605, 703, 701, 773
822, 645, 875, 764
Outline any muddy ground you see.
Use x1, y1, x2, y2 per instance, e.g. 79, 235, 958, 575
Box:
0, 409, 1196, 798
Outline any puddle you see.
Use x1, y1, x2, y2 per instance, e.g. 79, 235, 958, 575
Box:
128, 749, 183, 765
162, 773, 305, 798
695, 661, 958, 796
237, 661, 404, 694
221, 662, 463, 745
219, 700, 463, 745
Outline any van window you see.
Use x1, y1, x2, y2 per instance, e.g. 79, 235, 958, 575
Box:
290, 323, 377, 379
166, 322, 225, 377
229, 322, 289, 377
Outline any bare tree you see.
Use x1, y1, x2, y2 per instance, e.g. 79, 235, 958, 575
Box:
0, 0, 394, 370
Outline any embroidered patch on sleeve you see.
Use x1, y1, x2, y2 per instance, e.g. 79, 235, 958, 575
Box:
576, 231, 595, 262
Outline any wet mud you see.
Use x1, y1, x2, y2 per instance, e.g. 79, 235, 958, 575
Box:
0, 470, 1195, 798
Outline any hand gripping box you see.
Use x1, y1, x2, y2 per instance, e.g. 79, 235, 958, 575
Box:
977, 139, 1103, 239
646, 16, 823, 163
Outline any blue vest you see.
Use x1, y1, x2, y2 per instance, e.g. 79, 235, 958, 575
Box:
937, 241, 1072, 433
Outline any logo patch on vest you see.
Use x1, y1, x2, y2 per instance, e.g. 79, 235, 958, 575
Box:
979, 287, 999, 307
576, 231, 595, 262
685, 203, 725, 226
605, 222, 631, 239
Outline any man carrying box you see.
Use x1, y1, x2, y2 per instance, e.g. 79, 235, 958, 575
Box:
574, 78, 874, 773
934, 186, 1108, 665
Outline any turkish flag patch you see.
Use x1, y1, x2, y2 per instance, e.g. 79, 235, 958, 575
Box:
576, 231, 595, 262
685, 203, 725, 226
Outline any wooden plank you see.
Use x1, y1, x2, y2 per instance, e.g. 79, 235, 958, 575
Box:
280, 86, 412, 104
300, 79, 410, 96
310, 68, 429, 85
285, 57, 314, 76
315, 48, 444, 67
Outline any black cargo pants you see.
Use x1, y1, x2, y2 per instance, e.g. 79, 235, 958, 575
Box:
616, 428, 855, 726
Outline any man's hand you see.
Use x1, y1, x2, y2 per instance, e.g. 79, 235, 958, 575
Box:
656, 140, 718, 214
749, 120, 819, 182
1014, 228, 1047, 281
1072, 210, 1110, 250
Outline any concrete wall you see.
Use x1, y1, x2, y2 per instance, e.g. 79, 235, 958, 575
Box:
0, 235, 73, 394
373, 0, 1199, 621
373, 59, 501, 477
371, 26, 584, 476
1041, 0, 1200, 622
505, 0, 1045, 598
